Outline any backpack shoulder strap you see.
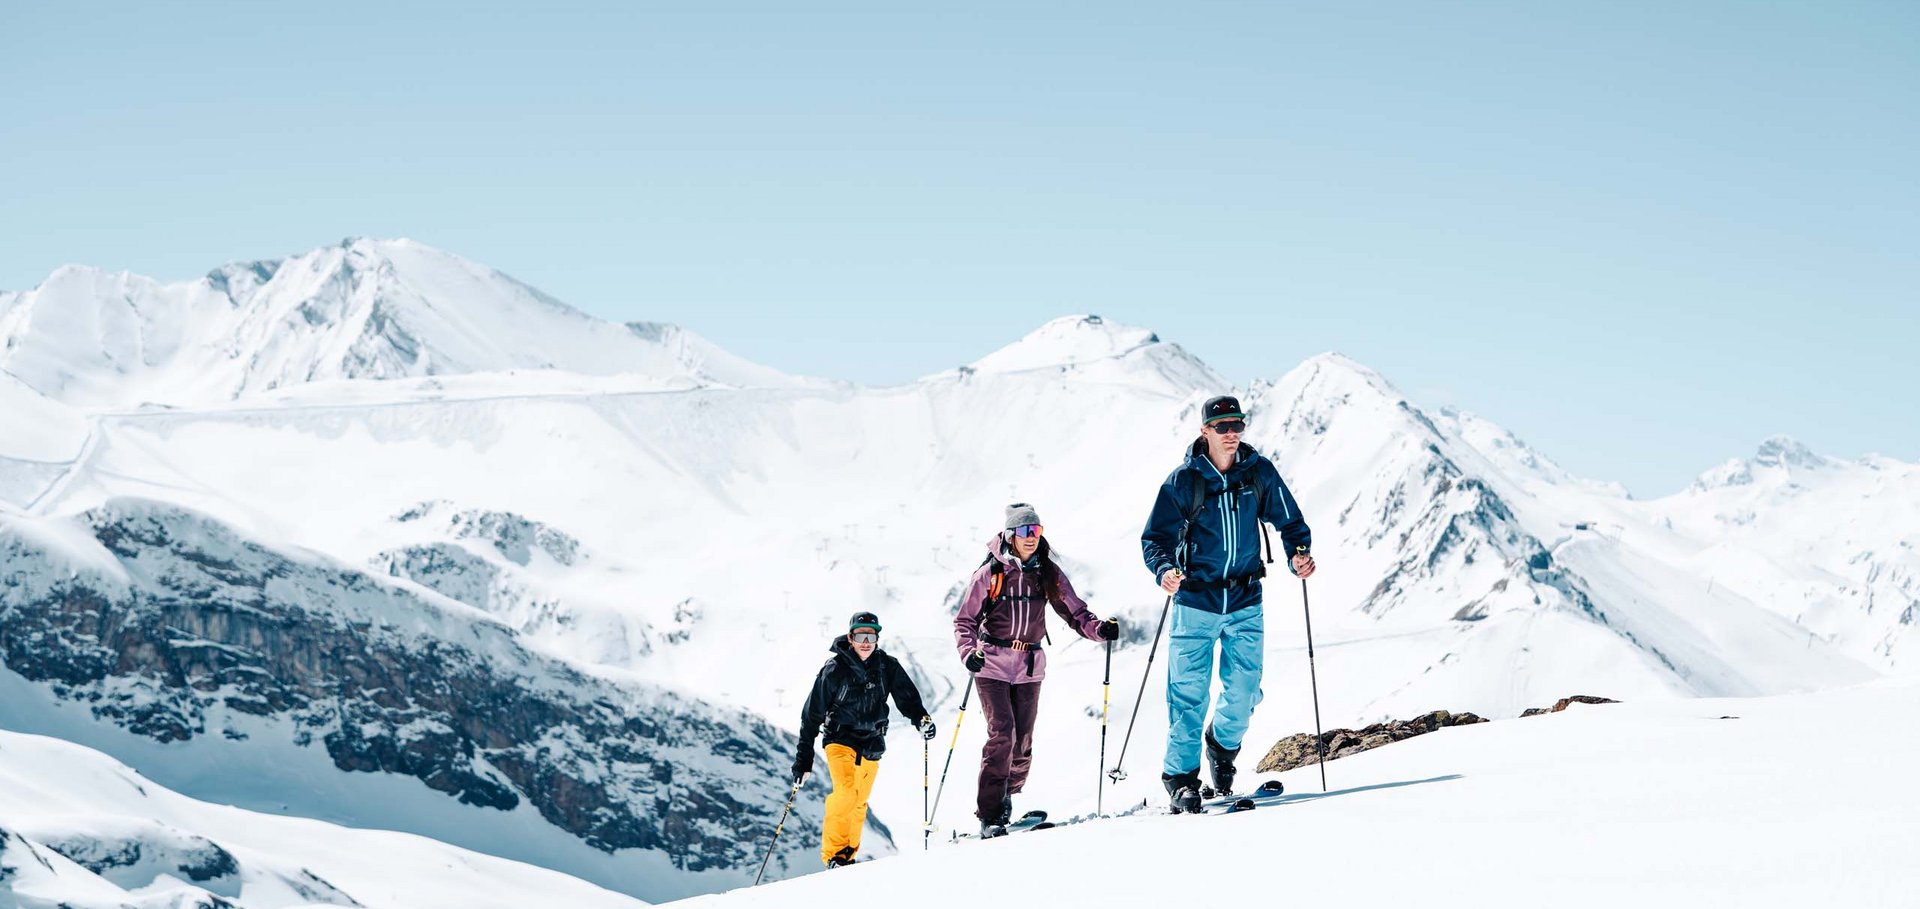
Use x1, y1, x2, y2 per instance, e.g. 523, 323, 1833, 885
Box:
970, 556, 1007, 626
1179, 469, 1209, 525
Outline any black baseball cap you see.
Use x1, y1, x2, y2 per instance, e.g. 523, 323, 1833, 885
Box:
1201, 395, 1245, 425
849, 611, 882, 633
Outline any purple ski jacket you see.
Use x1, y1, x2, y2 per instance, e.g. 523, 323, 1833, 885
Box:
953, 533, 1105, 684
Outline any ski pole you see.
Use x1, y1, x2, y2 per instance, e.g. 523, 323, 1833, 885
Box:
1301, 577, 1328, 792
928, 675, 974, 830
1097, 636, 1113, 814
1108, 595, 1171, 784
754, 776, 804, 886
922, 737, 930, 851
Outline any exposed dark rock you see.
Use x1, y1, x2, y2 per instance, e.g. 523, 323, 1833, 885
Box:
177, 842, 240, 882
392, 501, 582, 566
1255, 709, 1488, 773
33, 827, 239, 886
0, 499, 820, 880
1519, 694, 1619, 717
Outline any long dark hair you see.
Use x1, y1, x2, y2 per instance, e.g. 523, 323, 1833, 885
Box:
1003, 532, 1065, 606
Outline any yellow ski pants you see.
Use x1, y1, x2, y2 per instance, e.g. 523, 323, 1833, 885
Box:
821, 744, 880, 866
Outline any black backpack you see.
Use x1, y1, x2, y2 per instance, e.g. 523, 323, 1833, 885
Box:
1175, 467, 1274, 571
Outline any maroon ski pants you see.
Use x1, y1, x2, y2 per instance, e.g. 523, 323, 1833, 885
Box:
975, 677, 1042, 821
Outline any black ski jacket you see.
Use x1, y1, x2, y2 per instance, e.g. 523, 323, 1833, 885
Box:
797, 638, 929, 764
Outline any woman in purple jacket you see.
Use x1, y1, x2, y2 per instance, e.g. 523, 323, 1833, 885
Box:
954, 502, 1119, 837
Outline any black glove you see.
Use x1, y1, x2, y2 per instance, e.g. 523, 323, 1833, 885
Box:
963, 650, 986, 673
1098, 618, 1120, 641
917, 715, 936, 741
792, 747, 813, 784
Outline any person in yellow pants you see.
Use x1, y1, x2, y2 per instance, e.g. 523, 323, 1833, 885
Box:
793, 611, 935, 867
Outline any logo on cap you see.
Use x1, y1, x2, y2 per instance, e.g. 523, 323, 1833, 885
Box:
1202, 395, 1245, 424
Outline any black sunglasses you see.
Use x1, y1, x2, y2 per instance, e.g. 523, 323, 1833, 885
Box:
1207, 419, 1246, 434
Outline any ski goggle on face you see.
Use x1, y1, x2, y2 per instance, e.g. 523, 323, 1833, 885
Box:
1206, 419, 1246, 434
1011, 524, 1044, 539
850, 632, 879, 644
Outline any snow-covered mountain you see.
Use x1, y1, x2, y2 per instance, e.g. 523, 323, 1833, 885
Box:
0, 238, 803, 408
0, 727, 650, 909
1654, 437, 1920, 668
0, 500, 823, 901
4, 244, 1914, 903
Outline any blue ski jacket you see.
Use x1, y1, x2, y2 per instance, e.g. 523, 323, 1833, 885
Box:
1140, 439, 1312, 615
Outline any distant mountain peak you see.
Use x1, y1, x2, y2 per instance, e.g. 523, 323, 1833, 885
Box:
1692, 435, 1835, 490
1752, 435, 1828, 470
968, 314, 1162, 374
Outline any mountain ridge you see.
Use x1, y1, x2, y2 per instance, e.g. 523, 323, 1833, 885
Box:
0, 238, 807, 407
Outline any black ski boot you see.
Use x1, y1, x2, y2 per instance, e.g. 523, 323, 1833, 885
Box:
980, 798, 1011, 838
826, 846, 856, 867
1162, 770, 1204, 814
1205, 726, 1240, 798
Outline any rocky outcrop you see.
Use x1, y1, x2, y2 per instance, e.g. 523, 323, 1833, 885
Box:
393, 500, 582, 567
0, 499, 822, 879
1520, 694, 1619, 716
1255, 710, 1489, 773
1256, 697, 1622, 772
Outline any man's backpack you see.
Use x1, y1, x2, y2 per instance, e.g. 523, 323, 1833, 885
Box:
1175, 467, 1274, 571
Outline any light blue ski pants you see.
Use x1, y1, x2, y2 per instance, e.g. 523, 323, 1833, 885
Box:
1163, 600, 1264, 776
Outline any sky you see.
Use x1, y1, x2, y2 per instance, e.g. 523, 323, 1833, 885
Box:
2, 1, 1914, 497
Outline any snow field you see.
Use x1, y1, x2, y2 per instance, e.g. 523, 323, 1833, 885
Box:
698, 679, 1920, 909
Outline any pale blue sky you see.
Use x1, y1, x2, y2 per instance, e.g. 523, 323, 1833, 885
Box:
3, 1, 1914, 496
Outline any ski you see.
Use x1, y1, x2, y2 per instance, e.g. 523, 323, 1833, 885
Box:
1008, 809, 1050, 831
953, 810, 1051, 840
1201, 779, 1285, 815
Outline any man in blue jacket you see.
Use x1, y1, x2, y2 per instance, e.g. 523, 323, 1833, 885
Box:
1141, 394, 1315, 812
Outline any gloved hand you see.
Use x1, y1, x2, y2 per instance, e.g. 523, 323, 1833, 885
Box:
917, 716, 937, 741
963, 650, 986, 673
793, 770, 810, 786
792, 747, 813, 784
1098, 618, 1120, 641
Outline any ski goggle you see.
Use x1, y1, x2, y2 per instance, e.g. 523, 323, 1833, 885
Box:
850, 632, 879, 644
1206, 419, 1246, 434
1011, 524, 1044, 539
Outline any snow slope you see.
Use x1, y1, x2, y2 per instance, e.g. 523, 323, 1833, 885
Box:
0, 375, 89, 508
0, 728, 650, 909
688, 679, 1920, 909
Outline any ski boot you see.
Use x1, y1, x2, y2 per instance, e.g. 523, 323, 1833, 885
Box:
1162, 770, 1204, 814
980, 798, 1012, 838
826, 847, 856, 867
1204, 726, 1240, 798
